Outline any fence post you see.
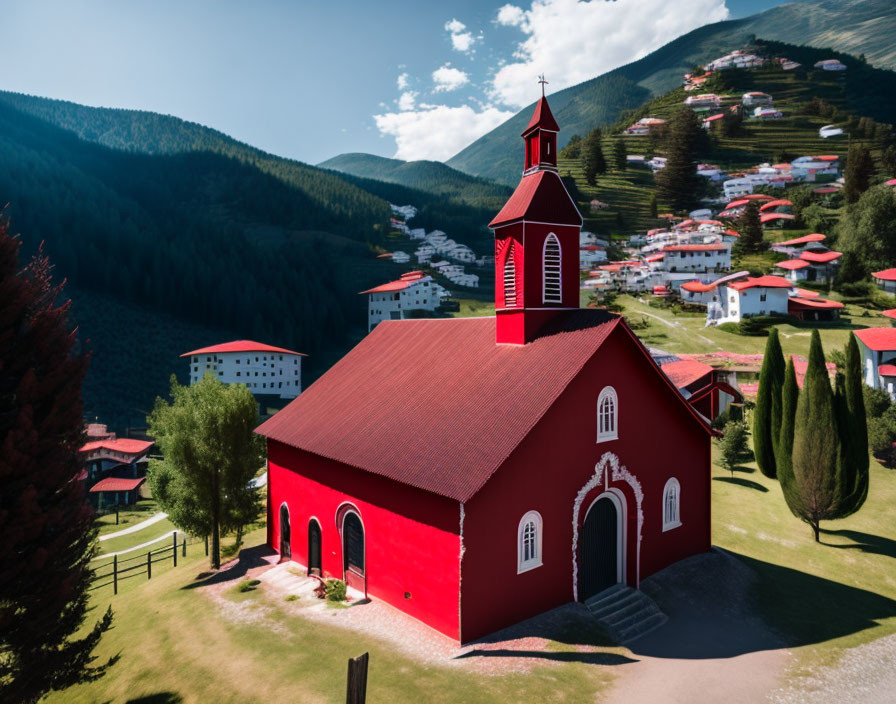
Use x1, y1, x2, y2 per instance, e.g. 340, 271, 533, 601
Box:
113, 555, 118, 595
147, 550, 152, 580
346, 652, 369, 704
173, 532, 177, 568
182, 535, 187, 558
115, 506, 120, 525
205, 535, 209, 556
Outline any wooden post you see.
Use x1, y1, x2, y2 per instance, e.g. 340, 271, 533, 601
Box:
173, 532, 177, 568
113, 555, 118, 595
115, 506, 120, 525
205, 535, 209, 556
345, 652, 369, 704
147, 550, 152, 580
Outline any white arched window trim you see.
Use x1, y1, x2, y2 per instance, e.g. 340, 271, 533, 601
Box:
503, 243, 517, 307
597, 386, 618, 443
542, 233, 562, 304
663, 477, 681, 531
517, 510, 543, 574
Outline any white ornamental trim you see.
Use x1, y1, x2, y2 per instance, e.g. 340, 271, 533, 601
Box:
571, 451, 644, 601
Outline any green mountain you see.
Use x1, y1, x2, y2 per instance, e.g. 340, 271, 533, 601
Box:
446, 0, 896, 185
0, 92, 401, 429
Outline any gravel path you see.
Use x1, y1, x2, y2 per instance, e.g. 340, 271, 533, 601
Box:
99, 511, 168, 541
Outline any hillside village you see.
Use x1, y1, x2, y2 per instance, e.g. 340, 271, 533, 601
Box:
6, 6, 896, 704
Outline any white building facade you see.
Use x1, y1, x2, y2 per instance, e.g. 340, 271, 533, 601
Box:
182, 341, 305, 399
361, 271, 444, 331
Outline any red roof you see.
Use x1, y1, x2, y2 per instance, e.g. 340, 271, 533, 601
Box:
879, 364, 896, 376
759, 199, 792, 211
522, 96, 559, 135
661, 360, 713, 389
360, 271, 428, 294
726, 199, 750, 208
489, 170, 582, 228
872, 269, 896, 282
854, 328, 896, 351
79, 438, 153, 455
256, 312, 710, 502
886, 178, 896, 187
676, 219, 695, 228
775, 259, 810, 270
681, 281, 716, 293
697, 219, 723, 226
181, 340, 306, 358
778, 233, 825, 246
724, 229, 740, 238
644, 253, 665, 262
881, 309, 896, 320
89, 476, 146, 493
799, 250, 841, 264
813, 155, 839, 162
729, 275, 792, 291
742, 194, 775, 201
793, 288, 820, 299
788, 297, 843, 312
703, 113, 725, 123
814, 187, 841, 194
761, 212, 795, 223
664, 244, 728, 252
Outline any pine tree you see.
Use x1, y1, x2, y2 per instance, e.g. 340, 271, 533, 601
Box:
839, 333, 869, 514
734, 201, 765, 254
0, 222, 114, 703
655, 107, 703, 210
785, 330, 841, 541
581, 128, 607, 187
843, 143, 874, 204
753, 328, 785, 478
649, 194, 658, 219
613, 138, 627, 171
777, 356, 799, 495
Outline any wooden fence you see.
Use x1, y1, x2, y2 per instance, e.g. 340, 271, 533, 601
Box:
90, 533, 206, 594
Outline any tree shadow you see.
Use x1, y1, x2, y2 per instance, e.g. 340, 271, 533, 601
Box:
180, 544, 275, 590
713, 476, 769, 492
819, 528, 896, 559
125, 694, 183, 704
455, 648, 636, 666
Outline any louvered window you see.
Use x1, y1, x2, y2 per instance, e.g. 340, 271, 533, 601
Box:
543, 233, 562, 304
503, 244, 517, 307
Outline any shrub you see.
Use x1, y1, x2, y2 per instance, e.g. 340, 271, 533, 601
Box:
719, 420, 750, 474
837, 280, 873, 298
717, 322, 740, 334
738, 318, 770, 336
237, 579, 261, 593
285, 594, 300, 602
324, 578, 347, 602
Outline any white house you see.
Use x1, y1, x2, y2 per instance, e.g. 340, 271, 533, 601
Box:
361, 271, 441, 331
662, 244, 731, 273
742, 92, 772, 107
819, 124, 844, 139
752, 107, 783, 120
685, 94, 721, 108
392, 251, 410, 264
707, 275, 792, 325
872, 269, 896, 295
774, 258, 811, 282
854, 328, 896, 398
446, 272, 480, 288
415, 244, 436, 263
723, 178, 754, 198
182, 340, 306, 399
814, 59, 846, 71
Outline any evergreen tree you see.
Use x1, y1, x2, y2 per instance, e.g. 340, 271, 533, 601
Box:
0, 222, 114, 703
777, 356, 799, 494
649, 194, 658, 219
147, 375, 265, 569
655, 107, 703, 210
837, 186, 896, 276
785, 331, 841, 541
581, 128, 607, 187
613, 138, 627, 171
733, 201, 765, 254
560, 134, 582, 159
839, 334, 869, 514
843, 143, 874, 204
753, 328, 785, 478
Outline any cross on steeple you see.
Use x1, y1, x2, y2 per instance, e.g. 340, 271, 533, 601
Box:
538, 74, 548, 96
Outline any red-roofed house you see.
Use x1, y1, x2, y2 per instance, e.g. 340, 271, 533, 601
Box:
662, 243, 731, 273
873, 269, 896, 295
659, 359, 743, 420
854, 328, 896, 397
708, 276, 792, 324
79, 435, 154, 508
182, 340, 306, 399
359, 271, 445, 331
256, 93, 713, 643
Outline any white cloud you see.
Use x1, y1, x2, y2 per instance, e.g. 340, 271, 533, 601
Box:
491, 0, 729, 108
397, 72, 409, 90
445, 18, 476, 53
432, 65, 469, 93
397, 91, 417, 111
373, 104, 515, 161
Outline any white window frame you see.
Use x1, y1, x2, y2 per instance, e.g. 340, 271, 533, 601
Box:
597, 386, 618, 443
503, 243, 517, 307
663, 477, 682, 531
542, 233, 562, 304
517, 510, 543, 573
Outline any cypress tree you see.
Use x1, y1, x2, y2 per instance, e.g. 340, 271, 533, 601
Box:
840, 333, 870, 514
613, 138, 627, 171
734, 201, 765, 254
786, 330, 840, 541
843, 143, 874, 204
777, 356, 799, 496
753, 328, 785, 478
581, 128, 606, 187
0, 222, 114, 703
655, 107, 703, 210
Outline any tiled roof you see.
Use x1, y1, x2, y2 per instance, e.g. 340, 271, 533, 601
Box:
489, 170, 582, 228
79, 439, 153, 455
728, 275, 792, 291
775, 259, 810, 270
854, 328, 896, 351
360, 271, 428, 294
181, 340, 306, 357
661, 360, 713, 389
89, 476, 146, 493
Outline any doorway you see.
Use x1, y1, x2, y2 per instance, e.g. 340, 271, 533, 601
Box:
308, 518, 322, 576
580, 493, 623, 600
279, 503, 291, 560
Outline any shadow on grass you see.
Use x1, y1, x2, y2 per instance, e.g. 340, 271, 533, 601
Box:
819, 528, 896, 559
455, 649, 635, 666
181, 544, 275, 591
125, 694, 183, 704
713, 476, 769, 492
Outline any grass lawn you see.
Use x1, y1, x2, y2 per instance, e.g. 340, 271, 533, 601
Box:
95, 497, 161, 537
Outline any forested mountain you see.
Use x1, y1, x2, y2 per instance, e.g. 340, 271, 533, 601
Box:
447, 0, 896, 185
0, 95, 397, 428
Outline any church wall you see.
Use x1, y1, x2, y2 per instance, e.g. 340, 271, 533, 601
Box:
459, 325, 711, 642
267, 440, 462, 640
520, 222, 580, 308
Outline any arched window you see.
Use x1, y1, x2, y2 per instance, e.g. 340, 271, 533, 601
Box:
543, 233, 562, 304
517, 510, 543, 573
663, 478, 681, 531
503, 243, 517, 307
597, 386, 618, 442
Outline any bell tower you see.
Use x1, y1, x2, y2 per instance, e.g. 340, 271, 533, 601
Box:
489, 83, 583, 345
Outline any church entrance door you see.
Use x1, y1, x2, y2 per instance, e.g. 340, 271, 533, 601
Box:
279, 503, 291, 560
308, 519, 322, 576
580, 494, 622, 600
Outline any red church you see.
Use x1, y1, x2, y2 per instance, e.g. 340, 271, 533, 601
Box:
257, 93, 713, 643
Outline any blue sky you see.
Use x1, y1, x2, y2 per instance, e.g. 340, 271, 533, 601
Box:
2, 0, 791, 164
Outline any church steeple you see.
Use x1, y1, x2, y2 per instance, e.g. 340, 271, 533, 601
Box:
489, 85, 583, 345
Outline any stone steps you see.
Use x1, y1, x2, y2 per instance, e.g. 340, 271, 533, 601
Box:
584, 584, 667, 645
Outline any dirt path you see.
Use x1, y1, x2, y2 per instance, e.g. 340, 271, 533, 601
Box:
603, 550, 790, 704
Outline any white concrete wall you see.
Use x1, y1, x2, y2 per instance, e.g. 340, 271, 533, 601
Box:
367, 278, 440, 331
663, 249, 731, 273
189, 351, 302, 399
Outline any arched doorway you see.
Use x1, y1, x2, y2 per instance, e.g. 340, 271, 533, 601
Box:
308, 518, 322, 576
342, 511, 364, 578
279, 503, 291, 560
580, 493, 623, 600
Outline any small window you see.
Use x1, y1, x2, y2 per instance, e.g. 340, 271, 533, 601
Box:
597, 386, 618, 442
517, 511, 543, 573
663, 478, 681, 531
